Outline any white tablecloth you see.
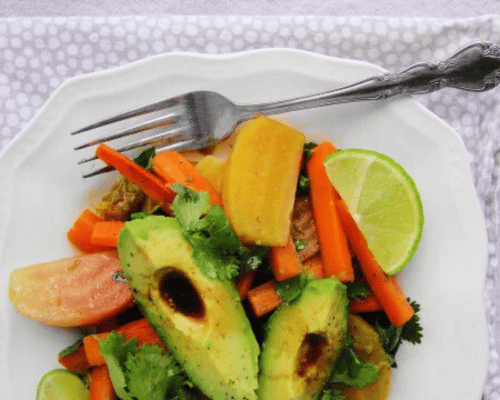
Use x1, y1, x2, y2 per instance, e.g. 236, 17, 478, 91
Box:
1, 0, 500, 18
0, 13, 499, 399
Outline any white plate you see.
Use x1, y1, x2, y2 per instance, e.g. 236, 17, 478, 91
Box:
0, 49, 488, 400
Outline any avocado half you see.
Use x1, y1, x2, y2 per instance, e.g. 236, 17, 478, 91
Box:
118, 216, 259, 400
257, 278, 348, 400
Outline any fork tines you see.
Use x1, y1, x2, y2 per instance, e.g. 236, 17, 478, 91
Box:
72, 96, 193, 178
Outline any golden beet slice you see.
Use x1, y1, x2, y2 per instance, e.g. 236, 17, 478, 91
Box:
222, 116, 305, 246
8, 251, 133, 327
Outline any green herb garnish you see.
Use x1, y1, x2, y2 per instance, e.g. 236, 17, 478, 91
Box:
98, 331, 191, 400
345, 281, 371, 301
375, 300, 423, 367
170, 184, 267, 281
133, 147, 156, 169
329, 344, 379, 387
293, 238, 307, 251
275, 274, 314, 303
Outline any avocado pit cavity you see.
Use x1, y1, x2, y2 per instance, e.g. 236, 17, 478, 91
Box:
296, 332, 329, 377
159, 268, 206, 320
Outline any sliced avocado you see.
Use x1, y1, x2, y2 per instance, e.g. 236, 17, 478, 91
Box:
257, 277, 348, 400
118, 216, 259, 400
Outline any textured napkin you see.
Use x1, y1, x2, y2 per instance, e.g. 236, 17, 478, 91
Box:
0, 14, 499, 399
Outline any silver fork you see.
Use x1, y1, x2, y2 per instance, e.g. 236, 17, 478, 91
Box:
73, 40, 500, 178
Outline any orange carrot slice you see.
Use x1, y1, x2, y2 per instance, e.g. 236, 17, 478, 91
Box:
89, 365, 117, 400
303, 254, 325, 279
336, 198, 414, 326
67, 209, 111, 253
247, 280, 283, 318
58, 340, 91, 374
237, 269, 257, 300
246, 255, 326, 317
349, 292, 383, 314
306, 142, 353, 282
95, 144, 176, 214
91, 221, 126, 248
269, 236, 303, 281
83, 318, 165, 366
152, 151, 223, 206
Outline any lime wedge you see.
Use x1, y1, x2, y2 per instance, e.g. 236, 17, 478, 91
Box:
37, 369, 89, 400
323, 149, 423, 275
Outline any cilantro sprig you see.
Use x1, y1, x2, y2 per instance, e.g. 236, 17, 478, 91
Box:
319, 389, 346, 400
98, 331, 194, 400
133, 146, 156, 169
328, 345, 379, 387
375, 300, 423, 367
319, 334, 380, 399
170, 184, 267, 281
274, 274, 315, 303
345, 282, 371, 301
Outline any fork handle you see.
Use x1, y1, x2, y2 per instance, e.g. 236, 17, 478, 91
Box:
241, 41, 500, 116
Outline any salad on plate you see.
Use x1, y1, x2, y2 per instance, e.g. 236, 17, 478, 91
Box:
8, 114, 424, 400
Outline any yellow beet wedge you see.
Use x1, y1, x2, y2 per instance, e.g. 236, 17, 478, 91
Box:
222, 116, 305, 246
195, 155, 226, 194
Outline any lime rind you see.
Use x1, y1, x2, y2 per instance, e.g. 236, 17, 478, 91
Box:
324, 148, 424, 275
36, 368, 89, 400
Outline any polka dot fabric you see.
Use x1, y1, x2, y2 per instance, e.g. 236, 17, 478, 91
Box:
1, 14, 500, 398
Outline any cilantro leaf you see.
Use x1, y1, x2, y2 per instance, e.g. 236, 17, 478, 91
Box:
296, 174, 310, 195
58, 338, 83, 358
293, 238, 307, 251
171, 185, 211, 233
125, 344, 182, 400
133, 146, 156, 169
375, 299, 423, 367
319, 388, 346, 400
194, 205, 242, 253
191, 244, 240, 281
98, 331, 139, 400
165, 375, 198, 400
401, 300, 423, 344
170, 184, 246, 281
345, 282, 371, 301
239, 245, 269, 273
98, 331, 190, 400
303, 142, 318, 160
275, 274, 314, 303
329, 346, 379, 387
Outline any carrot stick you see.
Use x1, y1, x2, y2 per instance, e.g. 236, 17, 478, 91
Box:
67, 209, 112, 253
237, 269, 257, 300
247, 280, 283, 317
349, 292, 383, 314
83, 318, 165, 366
95, 144, 176, 214
306, 142, 353, 282
89, 365, 117, 400
152, 151, 223, 206
336, 198, 414, 326
303, 254, 325, 279
90, 221, 126, 247
269, 236, 303, 281
58, 340, 91, 374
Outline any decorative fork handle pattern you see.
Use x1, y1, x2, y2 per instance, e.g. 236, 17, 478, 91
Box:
247, 41, 500, 116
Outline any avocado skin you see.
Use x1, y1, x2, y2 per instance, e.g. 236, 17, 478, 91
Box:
118, 216, 259, 400
257, 278, 348, 400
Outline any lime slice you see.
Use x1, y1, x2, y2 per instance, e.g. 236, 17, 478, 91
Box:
323, 148, 423, 275
37, 369, 89, 400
